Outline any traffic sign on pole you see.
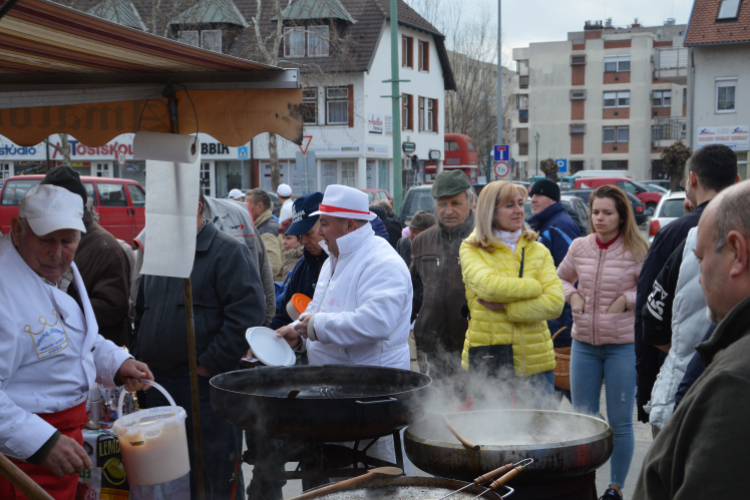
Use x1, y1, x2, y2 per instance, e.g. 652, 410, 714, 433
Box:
298, 136, 313, 155
555, 159, 568, 173
493, 145, 510, 162
493, 161, 510, 178
237, 147, 248, 160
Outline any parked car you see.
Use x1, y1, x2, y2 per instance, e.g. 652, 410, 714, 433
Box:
649, 190, 687, 243
573, 177, 662, 210
0, 175, 145, 245
525, 195, 590, 236
642, 183, 669, 194
642, 179, 684, 192
361, 188, 393, 208
565, 188, 652, 226
572, 169, 633, 179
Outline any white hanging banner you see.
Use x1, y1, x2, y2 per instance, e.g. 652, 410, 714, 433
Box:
140, 159, 201, 278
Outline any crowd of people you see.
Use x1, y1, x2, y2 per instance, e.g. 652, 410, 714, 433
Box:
0, 142, 749, 500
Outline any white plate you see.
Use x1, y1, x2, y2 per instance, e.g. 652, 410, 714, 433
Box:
245, 327, 295, 367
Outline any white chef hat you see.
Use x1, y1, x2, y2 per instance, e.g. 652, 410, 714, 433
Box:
19, 184, 86, 236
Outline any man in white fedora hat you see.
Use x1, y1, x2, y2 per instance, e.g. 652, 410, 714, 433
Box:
0, 184, 152, 499
276, 184, 412, 462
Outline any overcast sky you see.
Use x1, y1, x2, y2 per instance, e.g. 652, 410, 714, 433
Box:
429, 0, 696, 63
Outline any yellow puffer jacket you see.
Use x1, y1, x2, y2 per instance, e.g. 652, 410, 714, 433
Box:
460, 231, 565, 376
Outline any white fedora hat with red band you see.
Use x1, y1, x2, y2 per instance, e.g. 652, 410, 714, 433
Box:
310, 185, 377, 221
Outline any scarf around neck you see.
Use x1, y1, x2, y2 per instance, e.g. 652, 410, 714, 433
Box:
494, 228, 523, 253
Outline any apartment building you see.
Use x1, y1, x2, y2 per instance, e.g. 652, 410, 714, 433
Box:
512, 19, 688, 181
680, 0, 750, 179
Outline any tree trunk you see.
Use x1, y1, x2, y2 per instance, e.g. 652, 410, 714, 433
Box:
60, 134, 71, 165
669, 172, 682, 192
268, 132, 280, 191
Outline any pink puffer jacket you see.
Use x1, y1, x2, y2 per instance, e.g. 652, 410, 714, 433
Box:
557, 234, 643, 345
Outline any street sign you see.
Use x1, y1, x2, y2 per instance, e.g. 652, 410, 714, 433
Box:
116, 151, 126, 167
555, 159, 568, 173
494, 161, 510, 178
402, 142, 416, 154
493, 145, 510, 162
237, 147, 248, 160
299, 136, 313, 155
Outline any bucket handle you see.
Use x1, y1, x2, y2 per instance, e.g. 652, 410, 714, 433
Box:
116, 379, 176, 419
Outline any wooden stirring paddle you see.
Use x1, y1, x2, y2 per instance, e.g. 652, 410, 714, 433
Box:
285, 466, 402, 500
443, 415, 480, 451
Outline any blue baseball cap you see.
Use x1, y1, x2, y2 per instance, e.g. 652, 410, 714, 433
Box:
286, 192, 324, 236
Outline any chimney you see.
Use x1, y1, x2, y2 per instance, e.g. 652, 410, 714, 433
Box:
631, 18, 641, 28
664, 18, 676, 26
584, 20, 603, 30
604, 18, 613, 28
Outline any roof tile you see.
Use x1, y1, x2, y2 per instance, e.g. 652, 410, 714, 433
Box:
685, 0, 750, 45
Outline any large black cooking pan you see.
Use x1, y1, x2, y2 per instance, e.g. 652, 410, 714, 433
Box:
210, 365, 432, 441
405, 410, 613, 484
302, 476, 511, 500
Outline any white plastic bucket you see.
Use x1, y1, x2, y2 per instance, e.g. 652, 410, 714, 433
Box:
113, 380, 191, 486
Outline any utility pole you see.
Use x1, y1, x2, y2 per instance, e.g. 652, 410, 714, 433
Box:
495, 0, 502, 182
382, 0, 409, 212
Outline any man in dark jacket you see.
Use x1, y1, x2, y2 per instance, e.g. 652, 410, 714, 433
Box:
268, 192, 328, 330
372, 199, 403, 248
634, 180, 750, 499
134, 198, 265, 500
40, 166, 132, 345
247, 188, 283, 278
411, 170, 474, 401
635, 144, 738, 424
526, 179, 580, 347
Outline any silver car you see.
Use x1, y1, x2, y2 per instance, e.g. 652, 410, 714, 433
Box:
649, 191, 687, 243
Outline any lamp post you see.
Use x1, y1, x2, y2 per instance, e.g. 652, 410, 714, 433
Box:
534, 132, 540, 176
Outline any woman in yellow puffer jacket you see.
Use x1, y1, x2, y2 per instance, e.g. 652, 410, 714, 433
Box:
460, 181, 565, 408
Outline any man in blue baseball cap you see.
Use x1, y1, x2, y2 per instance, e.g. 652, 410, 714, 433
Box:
268, 192, 328, 329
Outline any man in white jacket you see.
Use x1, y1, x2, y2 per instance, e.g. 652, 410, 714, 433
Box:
277, 185, 412, 465
278, 185, 412, 370
0, 183, 151, 499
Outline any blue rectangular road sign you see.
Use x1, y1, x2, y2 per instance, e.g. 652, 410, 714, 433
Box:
555, 159, 568, 173
238, 146, 249, 160
494, 145, 510, 162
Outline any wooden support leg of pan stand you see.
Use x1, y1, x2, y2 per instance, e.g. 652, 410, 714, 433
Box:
0, 453, 54, 500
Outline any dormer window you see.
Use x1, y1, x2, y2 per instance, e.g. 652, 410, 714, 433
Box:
717, 0, 742, 20
284, 25, 329, 58
178, 30, 222, 52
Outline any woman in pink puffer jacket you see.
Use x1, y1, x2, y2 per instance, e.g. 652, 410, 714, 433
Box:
557, 185, 648, 500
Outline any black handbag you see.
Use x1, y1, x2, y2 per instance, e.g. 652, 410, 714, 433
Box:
468, 249, 525, 376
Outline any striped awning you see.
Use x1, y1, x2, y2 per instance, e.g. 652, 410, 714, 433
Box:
0, 0, 303, 147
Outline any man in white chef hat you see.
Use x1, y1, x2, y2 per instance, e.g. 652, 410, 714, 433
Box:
276, 184, 412, 463
0, 183, 152, 499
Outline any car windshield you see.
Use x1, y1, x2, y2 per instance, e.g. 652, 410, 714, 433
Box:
659, 198, 686, 218
403, 189, 435, 220
645, 184, 668, 193
1, 179, 41, 206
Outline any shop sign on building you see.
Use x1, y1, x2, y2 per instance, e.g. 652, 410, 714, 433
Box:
696, 125, 750, 151
402, 142, 416, 154
385, 116, 393, 136
368, 114, 384, 134
308, 143, 363, 156
366, 144, 389, 155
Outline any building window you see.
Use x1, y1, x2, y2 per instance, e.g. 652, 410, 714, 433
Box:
378, 160, 389, 190
426, 99, 434, 131
570, 90, 586, 100
604, 55, 631, 72
571, 55, 586, 65
717, 0, 742, 20
402, 93, 413, 130
178, 30, 199, 47
402, 36, 414, 68
284, 28, 305, 57
201, 30, 222, 52
326, 87, 348, 124
341, 161, 355, 187
517, 95, 529, 109
716, 78, 737, 112
683, 88, 688, 107
653, 90, 672, 107
603, 126, 629, 142
179, 30, 221, 52
308, 26, 329, 56
603, 91, 630, 108
602, 160, 629, 170
284, 26, 329, 58
302, 87, 317, 124
418, 40, 430, 71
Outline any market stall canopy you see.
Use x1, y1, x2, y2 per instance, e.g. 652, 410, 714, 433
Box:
0, 0, 303, 147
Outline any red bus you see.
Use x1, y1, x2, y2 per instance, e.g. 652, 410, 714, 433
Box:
425, 133, 478, 184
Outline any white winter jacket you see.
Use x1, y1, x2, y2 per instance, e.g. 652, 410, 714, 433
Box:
295, 223, 412, 370
646, 228, 712, 429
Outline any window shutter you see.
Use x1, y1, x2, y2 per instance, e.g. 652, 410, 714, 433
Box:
402, 35, 406, 68
402, 96, 406, 131
432, 99, 438, 132
408, 38, 414, 67
418, 96, 422, 132
348, 84, 354, 127
426, 42, 430, 72
409, 94, 414, 130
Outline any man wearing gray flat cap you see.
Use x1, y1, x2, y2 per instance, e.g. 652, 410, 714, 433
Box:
410, 170, 474, 402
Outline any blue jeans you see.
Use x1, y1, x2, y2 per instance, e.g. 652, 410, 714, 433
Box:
141, 371, 245, 500
570, 340, 635, 489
